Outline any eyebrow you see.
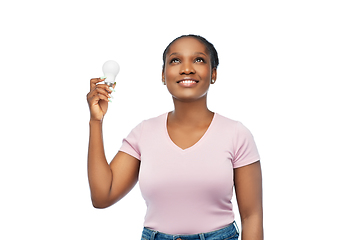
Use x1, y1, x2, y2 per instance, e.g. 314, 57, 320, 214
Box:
169, 52, 207, 57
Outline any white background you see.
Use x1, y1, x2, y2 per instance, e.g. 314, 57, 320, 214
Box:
1, 0, 359, 239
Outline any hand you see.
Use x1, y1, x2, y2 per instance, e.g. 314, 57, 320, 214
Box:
87, 77, 114, 121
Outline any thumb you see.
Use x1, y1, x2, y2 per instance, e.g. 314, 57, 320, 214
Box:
110, 82, 116, 92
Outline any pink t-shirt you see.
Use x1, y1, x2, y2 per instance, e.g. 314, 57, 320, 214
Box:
119, 113, 260, 235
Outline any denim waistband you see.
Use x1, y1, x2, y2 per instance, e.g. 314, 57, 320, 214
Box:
141, 221, 239, 240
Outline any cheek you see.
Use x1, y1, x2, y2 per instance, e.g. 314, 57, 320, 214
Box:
164, 68, 177, 80
197, 66, 212, 79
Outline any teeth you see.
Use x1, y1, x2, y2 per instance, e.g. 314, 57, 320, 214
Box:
181, 80, 196, 84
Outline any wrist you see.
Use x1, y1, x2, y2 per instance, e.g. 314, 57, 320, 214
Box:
89, 118, 103, 125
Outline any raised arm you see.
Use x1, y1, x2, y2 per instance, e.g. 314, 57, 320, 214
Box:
234, 161, 264, 240
87, 78, 140, 208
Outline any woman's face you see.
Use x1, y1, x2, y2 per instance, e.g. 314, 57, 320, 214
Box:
162, 37, 217, 102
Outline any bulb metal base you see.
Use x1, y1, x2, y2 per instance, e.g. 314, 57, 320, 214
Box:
105, 82, 115, 88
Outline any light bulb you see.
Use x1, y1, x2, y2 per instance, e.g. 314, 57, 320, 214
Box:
102, 60, 120, 87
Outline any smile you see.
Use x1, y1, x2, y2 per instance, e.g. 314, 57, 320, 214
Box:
177, 79, 198, 83
177, 79, 199, 87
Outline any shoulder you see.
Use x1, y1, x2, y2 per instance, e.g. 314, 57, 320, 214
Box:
141, 112, 167, 126
213, 113, 256, 145
214, 113, 251, 133
129, 112, 167, 134
123, 112, 167, 143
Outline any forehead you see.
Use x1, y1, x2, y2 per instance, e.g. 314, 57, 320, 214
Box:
167, 37, 208, 56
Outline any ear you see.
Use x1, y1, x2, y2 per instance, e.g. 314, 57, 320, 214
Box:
162, 70, 166, 85
211, 68, 217, 84
161, 70, 166, 85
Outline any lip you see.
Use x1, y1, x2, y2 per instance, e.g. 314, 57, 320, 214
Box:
176, 77, 199, 83
177, 78, 199, 87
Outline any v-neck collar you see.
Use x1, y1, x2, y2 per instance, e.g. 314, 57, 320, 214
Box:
164, 112, 217, 152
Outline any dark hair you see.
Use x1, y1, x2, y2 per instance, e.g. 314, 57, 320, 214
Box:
162, 34, 219, 70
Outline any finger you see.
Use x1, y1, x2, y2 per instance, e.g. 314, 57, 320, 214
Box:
88, 87, 112, 102
110, 82, 117, 92
96, 86, 112, 98
90, 78, 102, 91
88, 91, 110, 106
89, 79, 112, 94
97, 83, 113, 93
90, 77, 106, 91
96, 92, 111, 103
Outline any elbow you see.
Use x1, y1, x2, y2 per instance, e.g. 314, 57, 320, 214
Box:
92, 202, 108, 209
241, 208, 263, 223
91, 197, 111, 209
90, 189, 124, 209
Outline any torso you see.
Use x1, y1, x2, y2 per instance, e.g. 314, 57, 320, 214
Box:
119, 112, 261, 234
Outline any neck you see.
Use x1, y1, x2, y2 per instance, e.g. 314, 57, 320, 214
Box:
169, 96, 214, 125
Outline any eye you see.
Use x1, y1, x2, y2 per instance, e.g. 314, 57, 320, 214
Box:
170, 58, 180, 64
195, 57, 205, 63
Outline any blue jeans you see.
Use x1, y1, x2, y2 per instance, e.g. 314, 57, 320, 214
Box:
141, 221, 239, 240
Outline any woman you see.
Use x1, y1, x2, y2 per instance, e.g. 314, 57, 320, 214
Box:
87, 35, 263, 240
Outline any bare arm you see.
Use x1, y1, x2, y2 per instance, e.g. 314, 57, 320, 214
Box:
87, 78, 140, 208
234, 161, 264, 240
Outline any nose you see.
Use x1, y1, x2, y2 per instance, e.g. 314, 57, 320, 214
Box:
180, 60, 195, 75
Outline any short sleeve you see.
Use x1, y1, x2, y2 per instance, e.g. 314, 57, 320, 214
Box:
119, 121, 143, 160
232, 122, 260, 168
